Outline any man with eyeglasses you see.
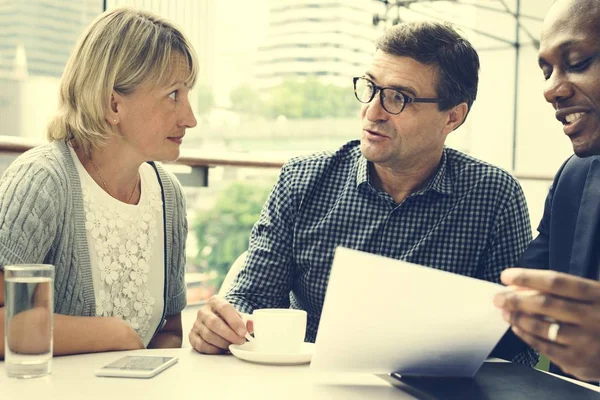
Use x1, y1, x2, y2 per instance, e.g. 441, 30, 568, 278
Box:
190, 21, 535, 366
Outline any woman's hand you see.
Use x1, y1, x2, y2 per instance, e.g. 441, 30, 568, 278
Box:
148, 313, 182, 349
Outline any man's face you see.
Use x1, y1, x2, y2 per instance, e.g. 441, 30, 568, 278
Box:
538, 0, 600, 157
359, 50, 456, 170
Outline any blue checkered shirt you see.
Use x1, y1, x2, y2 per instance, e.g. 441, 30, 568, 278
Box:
227, 140, 536, 366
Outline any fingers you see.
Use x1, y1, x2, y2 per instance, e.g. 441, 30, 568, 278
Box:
201, 307, 245, 345
510, 323, 598, 381
212, 296, 247, 338
495, 290, 592, 325
500, 270, 600, 382
505, 311, 579, 347
510, 324, 574, 368
513, 321, 600, 381
188, 328, 224, 355
501, 269, 600, 303
188, 296, 247, 354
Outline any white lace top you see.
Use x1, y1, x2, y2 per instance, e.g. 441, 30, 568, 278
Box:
69, 147, 165, 347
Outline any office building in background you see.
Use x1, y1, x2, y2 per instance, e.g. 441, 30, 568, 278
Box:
256, 0, 381, 90
0, 0, 102, 138
0, 0, 101, 79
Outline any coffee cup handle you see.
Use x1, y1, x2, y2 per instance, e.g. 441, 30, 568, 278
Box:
240, 313, 255, 342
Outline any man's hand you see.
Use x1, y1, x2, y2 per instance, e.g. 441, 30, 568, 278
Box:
494, 268, 600, 381
189, 295, 248, 354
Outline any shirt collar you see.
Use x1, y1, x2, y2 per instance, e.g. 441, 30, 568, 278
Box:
356, 154, 370, 187
424, 149, 453, 195
355, 148, 453, 196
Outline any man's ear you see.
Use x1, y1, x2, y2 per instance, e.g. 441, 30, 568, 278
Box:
443, 102, 469, 135
105, 90, 123, 126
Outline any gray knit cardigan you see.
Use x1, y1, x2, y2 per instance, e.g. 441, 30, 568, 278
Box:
0, 140, 187, 319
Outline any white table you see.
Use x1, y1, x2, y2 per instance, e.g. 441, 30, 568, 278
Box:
1, 349, 598, 400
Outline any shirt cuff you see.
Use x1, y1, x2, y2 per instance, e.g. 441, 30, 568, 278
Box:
226, 296, 255, 315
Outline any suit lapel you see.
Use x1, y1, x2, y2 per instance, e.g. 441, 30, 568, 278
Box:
570, 159, 600, 278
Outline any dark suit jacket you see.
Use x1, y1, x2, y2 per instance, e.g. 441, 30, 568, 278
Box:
518, 154, 600, 377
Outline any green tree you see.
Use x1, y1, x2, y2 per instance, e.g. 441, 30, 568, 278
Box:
266, 79, 305, 118
196, 84, 214, 116
328, 83, 361, 118
230, 84, 262, 116
265, 77, 359, 119
193, 181, 273, 291
302, 77, 332, 118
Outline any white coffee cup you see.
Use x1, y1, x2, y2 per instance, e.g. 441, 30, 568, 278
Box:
244, 309, 307, 353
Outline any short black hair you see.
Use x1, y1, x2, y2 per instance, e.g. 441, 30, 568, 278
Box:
376, 21, 480, 112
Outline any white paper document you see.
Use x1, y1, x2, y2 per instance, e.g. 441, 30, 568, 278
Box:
310, 247, 510, 377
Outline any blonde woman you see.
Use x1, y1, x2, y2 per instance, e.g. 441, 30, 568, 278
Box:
0, 7, 198, 357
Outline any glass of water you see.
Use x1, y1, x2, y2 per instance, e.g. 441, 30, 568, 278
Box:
4, 264, 54, 378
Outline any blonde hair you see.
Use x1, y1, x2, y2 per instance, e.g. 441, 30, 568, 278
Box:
47, 7, 199, 155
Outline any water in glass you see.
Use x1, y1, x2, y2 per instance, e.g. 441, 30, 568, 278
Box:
5, 275, 53, 378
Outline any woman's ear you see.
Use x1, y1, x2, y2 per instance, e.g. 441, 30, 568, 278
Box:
105, 90, 123, 125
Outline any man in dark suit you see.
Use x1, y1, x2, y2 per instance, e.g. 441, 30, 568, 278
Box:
494, 0, 600, 382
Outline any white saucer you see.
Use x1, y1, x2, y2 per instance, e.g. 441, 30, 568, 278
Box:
229, 342, 314, 365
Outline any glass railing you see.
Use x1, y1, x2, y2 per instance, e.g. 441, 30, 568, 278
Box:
0, 136, 553, 306
0, 136, 283, 306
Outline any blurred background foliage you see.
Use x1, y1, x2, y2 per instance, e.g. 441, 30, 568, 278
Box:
230, 78, 358, 119
193, 181, 273, 291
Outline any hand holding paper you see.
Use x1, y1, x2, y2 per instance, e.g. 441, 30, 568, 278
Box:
311, 247, 510, 377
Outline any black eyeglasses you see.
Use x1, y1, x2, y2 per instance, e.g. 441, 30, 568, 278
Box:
353, 76, 441, 115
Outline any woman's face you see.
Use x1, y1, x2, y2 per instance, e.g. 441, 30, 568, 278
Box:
113, 53, 197, 162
